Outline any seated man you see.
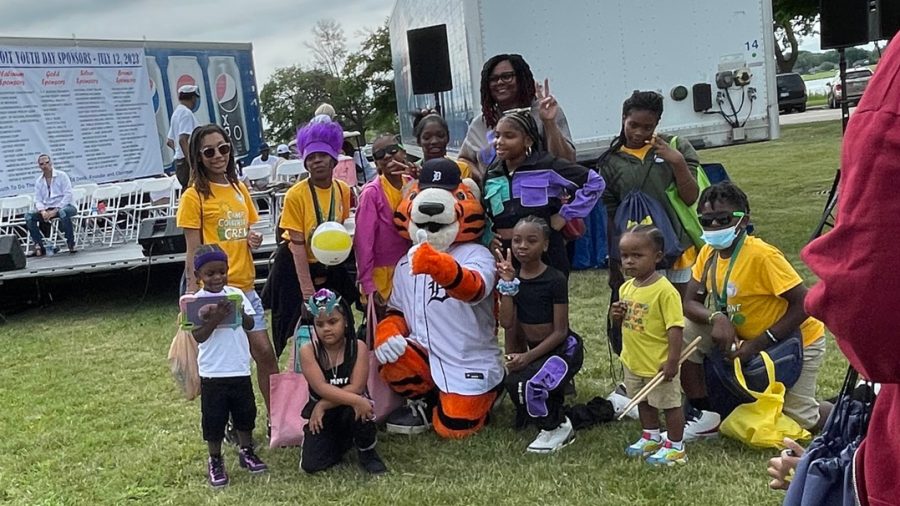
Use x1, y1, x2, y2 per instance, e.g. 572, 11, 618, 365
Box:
26, 154, 77, 255
679, 182, 829, 440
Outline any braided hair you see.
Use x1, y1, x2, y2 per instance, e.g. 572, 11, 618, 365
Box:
516, 215, 551, 241
623, 224, 665, 254
598, 91, 665, 167
480, 54, 536, 129
188, 124, 242, 198
697, 182, 751, 214
497, 109, 544, 152
413, 112, 449, 143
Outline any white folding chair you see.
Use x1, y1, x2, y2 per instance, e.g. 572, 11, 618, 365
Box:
83, 185, 122, 247
275, 160, 307, 184
243, 164, 275, 225
74, 183, 99, 200
0, 195, 34, 252
49, 188, 88, 248
113, 181, 141, 241
136, 177, 176, 218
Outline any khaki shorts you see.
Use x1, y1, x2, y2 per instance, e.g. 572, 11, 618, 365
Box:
683, 319, 826, 429
623, 366, 683, 410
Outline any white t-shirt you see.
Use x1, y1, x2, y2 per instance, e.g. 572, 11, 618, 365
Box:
169, 104, 198, 160
250, 154, 277, 167
195, 286, 255, 378
388, 242, 503, 395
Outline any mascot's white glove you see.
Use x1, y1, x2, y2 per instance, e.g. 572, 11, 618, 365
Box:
375, 335, 408, 364
407, 229, 429, 275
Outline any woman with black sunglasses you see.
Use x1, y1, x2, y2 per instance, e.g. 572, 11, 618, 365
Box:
354, 134, 414, 316
459, 54, 575, 183
176, 123, 279, 424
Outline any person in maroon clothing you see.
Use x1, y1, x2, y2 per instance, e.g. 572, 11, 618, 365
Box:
800, 38, 900, 506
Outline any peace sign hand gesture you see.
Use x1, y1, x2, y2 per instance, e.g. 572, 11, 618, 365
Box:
535, 78, 559, 123
494, 248, 516, 282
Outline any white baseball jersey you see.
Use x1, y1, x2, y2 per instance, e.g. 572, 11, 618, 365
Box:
389, 242, 504, 395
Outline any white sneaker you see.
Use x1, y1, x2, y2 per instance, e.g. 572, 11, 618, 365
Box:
607, 391, 639, 420
663, 409, 721, 442
526, 417, 575, 454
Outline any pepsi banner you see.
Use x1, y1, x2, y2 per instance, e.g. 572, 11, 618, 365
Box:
0, 45, 162, 196
145, 47, 262, 171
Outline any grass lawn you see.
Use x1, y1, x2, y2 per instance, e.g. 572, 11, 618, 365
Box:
801, 70, 834, 81
0, 121, 848, 505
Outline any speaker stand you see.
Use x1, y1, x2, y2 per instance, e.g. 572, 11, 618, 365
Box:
433, 91, 442, 116
811, 48, 850, 242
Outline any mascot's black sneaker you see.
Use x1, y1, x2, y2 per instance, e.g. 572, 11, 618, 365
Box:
358, 448, 388, 475
385, 399, 432, 435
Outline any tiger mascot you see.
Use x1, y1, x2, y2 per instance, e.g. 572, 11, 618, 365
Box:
373, 158, 504, 439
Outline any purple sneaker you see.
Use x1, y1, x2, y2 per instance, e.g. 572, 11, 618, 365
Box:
207, 455, 229, 489
238, 446, 268, 474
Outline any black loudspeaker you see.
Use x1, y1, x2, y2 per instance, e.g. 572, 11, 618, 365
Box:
138, 217, 185, 257
0, 235, 26, 271
871, 0, 900, 40
692, 83, 713, 112
820, 0, 870, 49
407, 24, 452, 94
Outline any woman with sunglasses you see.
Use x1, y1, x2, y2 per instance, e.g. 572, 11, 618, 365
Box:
412, 110, 471, 180
177, 123, 279, 423
459, 54, 575, 183
679, 182, 829, 439
483, 109, 604, 276
267, 116, 356, 357
353, 134, 414, 315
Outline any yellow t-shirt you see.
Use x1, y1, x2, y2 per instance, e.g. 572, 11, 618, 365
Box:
279, 179, 352, 263
380, 175, 403, 210
619, 276, 685, 377
176, 182, 259, 291
454, 158, 473, 179
620, 144, 652, 162
691, 236, 825, 347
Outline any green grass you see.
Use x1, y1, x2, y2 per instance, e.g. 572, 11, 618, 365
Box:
0, 121, 848, 505
806, 93, 827, 107
801, 70, 833, 81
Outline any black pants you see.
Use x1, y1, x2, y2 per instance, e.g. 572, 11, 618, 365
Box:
506, 333, 584, 430
300, 405, 377, 474
175, 158, 190, 189
263, 242, 359, 357
200, 376, 256, 441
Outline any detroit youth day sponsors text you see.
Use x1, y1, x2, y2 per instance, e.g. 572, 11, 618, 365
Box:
0, 47, 161, 196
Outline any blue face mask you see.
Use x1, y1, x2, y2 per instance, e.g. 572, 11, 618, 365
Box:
702, 223, 741, 250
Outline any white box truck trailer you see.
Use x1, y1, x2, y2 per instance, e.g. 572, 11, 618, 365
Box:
389, 0, 779, 161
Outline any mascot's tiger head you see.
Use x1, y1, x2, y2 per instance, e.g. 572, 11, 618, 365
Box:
394, 158, 485, 252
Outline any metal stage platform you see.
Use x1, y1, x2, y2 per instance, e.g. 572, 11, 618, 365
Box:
0, 231, 279, 284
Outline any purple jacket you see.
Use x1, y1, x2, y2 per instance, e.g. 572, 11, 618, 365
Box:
353, 177, 412, 295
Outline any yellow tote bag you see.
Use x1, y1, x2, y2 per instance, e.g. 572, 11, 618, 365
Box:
720, 352, 811, 449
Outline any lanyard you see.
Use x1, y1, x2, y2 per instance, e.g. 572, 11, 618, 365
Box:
710, 233, 746, 312
309, 182, 336, 225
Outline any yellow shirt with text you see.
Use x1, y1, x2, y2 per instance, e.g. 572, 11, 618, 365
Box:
279, 179, 352, 263
691, 236, 825, 347
176, 182, 259, 291
619, 276, 685, 377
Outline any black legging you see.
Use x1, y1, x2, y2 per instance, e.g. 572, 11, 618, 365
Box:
262, 242, 359, 357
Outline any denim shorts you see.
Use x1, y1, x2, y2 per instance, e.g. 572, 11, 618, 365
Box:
243, 289, 267, 332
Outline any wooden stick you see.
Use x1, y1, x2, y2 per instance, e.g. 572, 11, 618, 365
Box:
617, 335, 704, 420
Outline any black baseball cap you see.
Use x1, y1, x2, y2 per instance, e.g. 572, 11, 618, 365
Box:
419, 158, 461, 190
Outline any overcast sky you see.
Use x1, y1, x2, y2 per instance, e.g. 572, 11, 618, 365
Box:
0, 0, 395, 86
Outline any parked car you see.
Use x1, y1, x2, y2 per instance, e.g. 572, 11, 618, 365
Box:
776, 72, 808, 114
826, 67, 873, 109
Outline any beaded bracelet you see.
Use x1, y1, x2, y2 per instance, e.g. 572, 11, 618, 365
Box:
497, 278, 520, 296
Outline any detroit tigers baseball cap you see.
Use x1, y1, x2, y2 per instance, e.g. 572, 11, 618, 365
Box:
419, 158, 461, 191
